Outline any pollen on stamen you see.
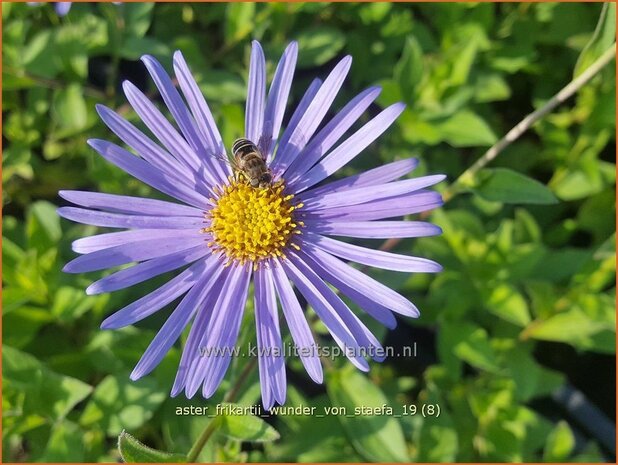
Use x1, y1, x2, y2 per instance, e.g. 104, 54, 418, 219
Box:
203, 179, 303, 265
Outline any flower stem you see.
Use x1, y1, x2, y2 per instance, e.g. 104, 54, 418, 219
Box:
185, 359, 257, 463
443, 42, 616, 202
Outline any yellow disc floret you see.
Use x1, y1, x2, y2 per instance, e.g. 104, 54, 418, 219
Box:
204, 179, 303, 266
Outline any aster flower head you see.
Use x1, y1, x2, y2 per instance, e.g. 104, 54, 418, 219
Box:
58, 40, 445, 409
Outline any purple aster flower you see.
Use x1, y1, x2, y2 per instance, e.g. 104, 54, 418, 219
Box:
58, 41, 444, 410
28, 2, 73, 16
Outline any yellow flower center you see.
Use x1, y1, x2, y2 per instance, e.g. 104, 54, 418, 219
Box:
204, 179, 303, 265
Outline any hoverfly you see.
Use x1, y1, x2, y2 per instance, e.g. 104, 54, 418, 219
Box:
208, 138, 272, 189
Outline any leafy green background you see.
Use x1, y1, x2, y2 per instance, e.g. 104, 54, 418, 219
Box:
2, 2, 615, 462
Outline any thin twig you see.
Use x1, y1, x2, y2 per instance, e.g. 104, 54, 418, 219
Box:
375, 42, 616, 254
444, 42, 616, 201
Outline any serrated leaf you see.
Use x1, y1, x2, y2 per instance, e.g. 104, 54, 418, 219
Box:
327, 368, 409, 462
118, 431, 187, 463
218, 403, 280, 442
473, 168, 558, 205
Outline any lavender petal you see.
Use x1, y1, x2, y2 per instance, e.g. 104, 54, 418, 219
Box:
284, 86, 383, 183
271, 259, 323, 384
60, 190, 202, 218
246, 41, 266, 143
63, 236, 206, 273
101, 257, 209, 329
87, 245, 208, 295
289, 103, 406, 193
281, 258, 370, 371
302, 190, 444, 222
262, 42, 298, 160
130, 260, 225, 380
87, 139, 210, 208
255, 266, 286, 408
272, 56, 352, 175
303, 231, 443, 273
300, 174, 446, 210
300, 244, 419, 318
299, 158, 418, 199
58, 207, 204, 230
304, 220, 442, 239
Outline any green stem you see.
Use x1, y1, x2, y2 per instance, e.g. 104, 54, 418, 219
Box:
443, 42, 616, 202
185, 359, 257, 462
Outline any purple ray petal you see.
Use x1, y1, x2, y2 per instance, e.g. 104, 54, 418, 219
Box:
63, 236, 206, 273
297, 249, 397, 328
58, 207, 204, 230
302, 190, 444, 222
87, 245, 208, 295
272, 56, 352, 175
303, 231, 442, 273
173, 51, 229, 176
289, 252, 385, 362
141, 55, 228, 186
281, 258, 370, 371
304, 220, 442, 239
95, 105, 198, 186
122, 81, 202, 171
261, 42, 298, 161
101, 257, 209, 329
270, 259, 323, 384
130, 260, 225, 380
87, 139, 210, 208
299, 158, 418, 199
289, 102, 406, 193
246, 41, 266, 143
171, 272, 225, 397
300, 244, 419, 318
55, 2, 71, 16
201, 264, 251, 398
269, 78, 322, 167
284, 86, 383, 183
300, 174, 446, 210
183, 264, 251, 398
60, 190, 202, 218
255, 266, 286, 408
72, 228, 202, 254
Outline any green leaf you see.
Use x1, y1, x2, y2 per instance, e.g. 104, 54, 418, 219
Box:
27, 201, 61, 252
80, 374, 167, 435
486, 283, 531, 326
3, 345, 92, 420
436, 110, 497, 147
119, 36, 170, 60
451, 324, 502, 373
41, 421, 85, 462
118, 431, 187, 463
218, 403, 280, 442
296, 26, 346, 68
224, 3, 255, 45
52, 84, 87, 131
123, 3, 155, 38
473, 168, 558, 205
543, 421, 575, 462
394, 35, 424, 103
574, 3, 616, 78
327, 368, 409, 462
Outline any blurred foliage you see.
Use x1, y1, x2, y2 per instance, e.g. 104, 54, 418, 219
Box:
2, 2, 615, 463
